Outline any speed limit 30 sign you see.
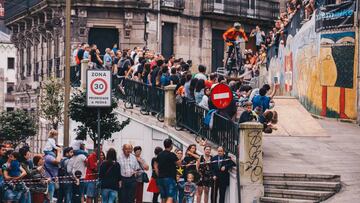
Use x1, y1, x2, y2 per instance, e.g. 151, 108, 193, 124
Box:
86, 70, 112, 107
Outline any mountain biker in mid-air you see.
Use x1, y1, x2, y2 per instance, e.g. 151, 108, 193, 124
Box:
223, 22, 248, 71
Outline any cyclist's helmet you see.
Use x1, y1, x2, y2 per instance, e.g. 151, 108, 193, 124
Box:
234, 22, 241, 30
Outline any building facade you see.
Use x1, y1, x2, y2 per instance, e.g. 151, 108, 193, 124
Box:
0, 31, 16, 111
5, 0, 279, 150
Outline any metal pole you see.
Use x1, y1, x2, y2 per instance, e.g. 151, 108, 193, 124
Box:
157, 0, 161, 52
63, 0, 71, 146
96, 108, 101, 203
236, 139, 242, 203
357, 0, 360, 124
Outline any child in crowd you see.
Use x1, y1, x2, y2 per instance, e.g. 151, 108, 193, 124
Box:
71, 139, 88, 156
176, 172, 185, 203
43, 129, 60, 157
72, 170, 82, 203
183, 173, 197, 203
7, 151, 21, 178
239, 101, 257, 124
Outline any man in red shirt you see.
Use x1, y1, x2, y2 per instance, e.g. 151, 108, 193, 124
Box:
85, 145, 103, 203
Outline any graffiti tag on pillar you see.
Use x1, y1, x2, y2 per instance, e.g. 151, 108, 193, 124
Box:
245, 130, 263, 182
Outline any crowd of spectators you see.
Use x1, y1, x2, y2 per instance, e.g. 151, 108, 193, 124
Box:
0, 130, 237, 203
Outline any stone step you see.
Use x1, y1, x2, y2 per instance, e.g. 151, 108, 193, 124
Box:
264, 173, 341, 182
264, 188, 334, 201
260, 197, 318, 203
264, 180, 341, 192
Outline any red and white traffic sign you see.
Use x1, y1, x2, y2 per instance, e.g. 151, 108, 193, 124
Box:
210, 83, 233, 109
86, 70, 112, 107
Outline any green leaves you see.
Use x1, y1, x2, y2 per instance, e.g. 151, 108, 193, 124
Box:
69, 90, 130, 145
40, 78, 64, 129
0, 110, 37, 144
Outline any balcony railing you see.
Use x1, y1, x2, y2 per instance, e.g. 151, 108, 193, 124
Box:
161, 0, 185, 10
5, 0, 43, 21
202, 0, 279, 21
5, 94, 15, 102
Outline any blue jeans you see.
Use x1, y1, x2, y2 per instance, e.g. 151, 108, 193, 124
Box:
58, 183, 72, 203
184, 195, 194, 203
157, 178, 177, 200
20, 190, 31, 203
86, 181, 98, 198
45, 182, 55, 203
101, 189, 118, 203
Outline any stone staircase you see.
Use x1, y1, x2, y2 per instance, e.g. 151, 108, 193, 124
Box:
260, 173, 341, 203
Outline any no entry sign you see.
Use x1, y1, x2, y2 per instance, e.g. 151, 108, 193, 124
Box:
210, 83, 233, 109
86, 70, 112, 107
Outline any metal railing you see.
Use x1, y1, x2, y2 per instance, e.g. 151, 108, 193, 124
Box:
114, 78, 165, 122
161, 0, 185, 10
202, 0, 279, 21
176, 99, 239, 154
4, 0, 43, 20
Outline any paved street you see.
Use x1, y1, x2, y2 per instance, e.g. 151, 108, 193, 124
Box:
263, 119, 360, 202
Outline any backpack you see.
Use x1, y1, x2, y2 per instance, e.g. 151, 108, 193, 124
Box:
58, 158, 70, 178
203, 109, 217, 130
117, 59, 130, 76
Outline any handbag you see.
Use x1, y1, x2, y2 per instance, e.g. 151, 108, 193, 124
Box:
138, 161, 149, 183
43, 164, 59, 189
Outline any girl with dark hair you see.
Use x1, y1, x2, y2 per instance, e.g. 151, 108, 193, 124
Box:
194, 79, 206, 104
183, 145, 200, 185
196, 146, 213, 203
99, 148, 121, 203
188, 78, 198, 101
147, 147, 163, 203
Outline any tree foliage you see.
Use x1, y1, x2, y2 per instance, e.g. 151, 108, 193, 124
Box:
40, 78, 64, 129
69, 90, 130, 146
0, 110, 37, 145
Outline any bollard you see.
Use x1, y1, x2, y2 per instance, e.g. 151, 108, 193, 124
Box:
239, 122, 264, 203
164, 85, 177, 126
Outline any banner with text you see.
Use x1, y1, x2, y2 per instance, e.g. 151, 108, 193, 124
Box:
315, 1, 355, 32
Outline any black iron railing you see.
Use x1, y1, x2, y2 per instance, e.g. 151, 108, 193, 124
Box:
176, 99, 239, 154
114, 78, 165, 122
4, 0, 43, 20
202, 0, 279, 21
161, 0, 185, 10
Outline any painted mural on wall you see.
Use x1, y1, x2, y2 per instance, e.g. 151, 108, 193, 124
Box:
266, 15, 358, 120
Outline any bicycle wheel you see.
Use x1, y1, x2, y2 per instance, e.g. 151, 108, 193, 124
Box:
140, 99, 150, 115
175, 115, 183, 131
157, 111, 164, 122
124, 100, 133, 109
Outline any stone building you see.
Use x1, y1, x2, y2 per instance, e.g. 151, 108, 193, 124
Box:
5, 0, 279, 150
0, 31, 16, 111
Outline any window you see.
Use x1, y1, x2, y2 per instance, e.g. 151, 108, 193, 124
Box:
7, 57, 15, 69
7, 82, 14, 94
6, 108, 14, 112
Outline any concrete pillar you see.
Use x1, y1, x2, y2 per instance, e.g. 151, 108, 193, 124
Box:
81, 59, 89, 89
239, 122, 264, 203
164, 85, 176, 126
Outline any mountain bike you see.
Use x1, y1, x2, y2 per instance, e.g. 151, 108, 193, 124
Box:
225, 40, 242, 77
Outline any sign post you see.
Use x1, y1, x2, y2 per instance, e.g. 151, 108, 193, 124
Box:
86, 69, 112, 203
210, 83, 233, 109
